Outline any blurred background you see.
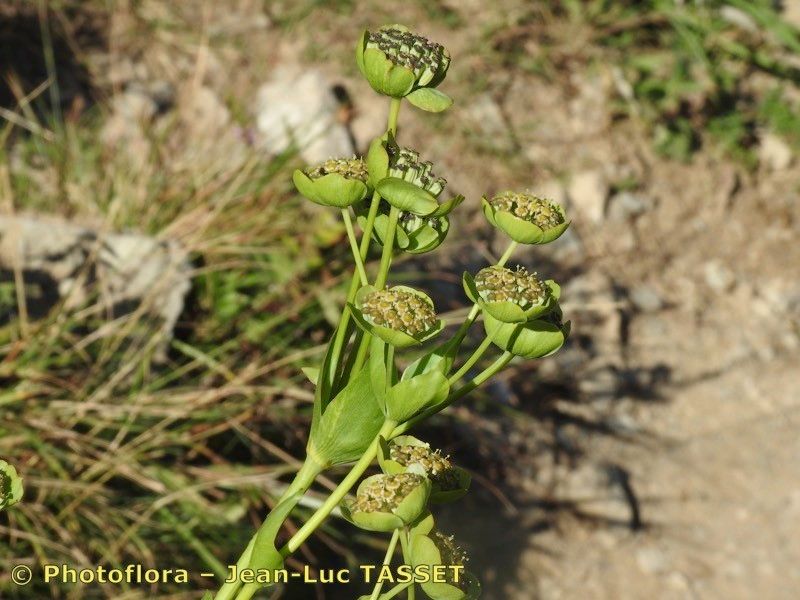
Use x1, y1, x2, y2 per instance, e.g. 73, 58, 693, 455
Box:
1, 0, 798, 598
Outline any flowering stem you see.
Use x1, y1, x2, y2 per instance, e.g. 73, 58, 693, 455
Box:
375, 205, 400, 290
399, 528, 416, 600
446, 329, 496, 386
215, 459, 324, 600
388, 97, 402, 135
329, 193, 382, 393
497, 240, 518, 266
369, 528, 401, 600
342, 209, 369, 286
233, 422, 395, 600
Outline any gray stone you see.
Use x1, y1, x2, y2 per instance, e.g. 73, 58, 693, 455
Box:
465, 94, 513, 152
606, 191, 654, 221
630, 284, 663, 313
255, 66, 354, 163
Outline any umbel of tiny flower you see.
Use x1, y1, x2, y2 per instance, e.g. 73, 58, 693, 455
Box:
356, 25, 453, 112
0, 459, 23, 512
484, 303, 571, 359
366, 134, 464, 216
292, 157, 370, 208
351, 285, 444, 348
463, 265, 560, 324
410, 529, 482, 600
341, 472, 431, 532
378, 436, 471, 504
482, 191, 570, 244
360, 202, 452, 254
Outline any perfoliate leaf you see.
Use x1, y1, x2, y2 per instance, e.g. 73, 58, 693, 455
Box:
406, 87, 454, 112
248, 493, 299, 572
307, 364, 386, 466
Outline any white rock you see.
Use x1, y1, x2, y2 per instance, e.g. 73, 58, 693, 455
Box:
255, 66, 354, 163
0, 216, 190, 359
758, 132, 792, 171
703, 260, 736, 292
568, 170, 609, 224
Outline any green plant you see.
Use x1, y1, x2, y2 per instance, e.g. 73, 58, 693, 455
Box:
213, 24, 571, 600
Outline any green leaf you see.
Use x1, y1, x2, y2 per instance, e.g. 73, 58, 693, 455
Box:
406, 87, 454, 112
376, 177, 439, 215
301, 366, 319, 385
307, 365, 386, 466
248, 493, 299, 572
385, 370, 449, 423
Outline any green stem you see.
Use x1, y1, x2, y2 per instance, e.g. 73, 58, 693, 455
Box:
497, 240, 518, 266
369, 529, 401, 600
215, 459, 323, 600
374, 205, 400, 290
388, 97, 402, 135
447, 329, 496, 386
342, 208, 368, 286
399, 528, 416, 600
235, 421, 396, 600
329, 193, 382, 393
376, 581, 414, 600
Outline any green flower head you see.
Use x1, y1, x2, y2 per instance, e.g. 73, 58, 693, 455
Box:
410, 530, 481, 600
464, 266, 559, 323
342, 472, 431, 532
482, 191, 569, 244
484, 304, 571, 359
0, 460, 23, 512
378, 436, 471, 503
359, 201, 451, 254
293, 157, 370, 208
351, 285, 444, 348
356, 25, 451, 101
366, 134, 464, 217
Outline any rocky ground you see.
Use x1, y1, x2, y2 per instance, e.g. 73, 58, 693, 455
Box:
4, 1, 800, 599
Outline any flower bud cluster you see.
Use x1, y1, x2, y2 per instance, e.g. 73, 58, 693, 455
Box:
362, 289, 437, 336
306, 158, 368, 182
399, 211, 443, 234
352, 473, 425, 513
390, 444, 460, 491
388, 146, 446, 197
474, 266, 546, 307
367, 28, 448, 85
488, 192, 565, 230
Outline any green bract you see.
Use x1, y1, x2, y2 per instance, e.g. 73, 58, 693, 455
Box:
342, 473, 431, 532
410, 530, 481, 600
482, 191, 569, 244
464, 266, 558, 323
484, 307, 570, 359
356, 25, 451, 107
292, 157, 370, 208
358, 203, 454, 254
366, 135, 463, 217
0, 459, 23, 511
351, 285, 444, 348
378, 436, 471, 503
